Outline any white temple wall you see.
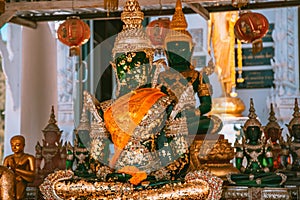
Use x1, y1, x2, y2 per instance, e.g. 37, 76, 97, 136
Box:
20, 22, 58, 154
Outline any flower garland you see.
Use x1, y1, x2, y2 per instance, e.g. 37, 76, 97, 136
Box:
237, 39, 244, 83
229, 13, 238, 97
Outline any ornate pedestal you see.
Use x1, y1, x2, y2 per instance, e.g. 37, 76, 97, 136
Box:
189, 134, 239, 180
222, 186, 290, 200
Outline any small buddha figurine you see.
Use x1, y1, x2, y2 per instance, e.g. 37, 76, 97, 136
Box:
3, 135, 35, 200
227, 98, 286, 187
67, 109, 93, 177
286, 98, 300, 171
264, 103, 287, 170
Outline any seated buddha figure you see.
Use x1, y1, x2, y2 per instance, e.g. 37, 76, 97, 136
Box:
158, 0, 221, 136
286, 98, 300, 171
39, 0, 223, 199
264, 103, 288, 170
227, 99, 286, 187
85, 0, 192, 187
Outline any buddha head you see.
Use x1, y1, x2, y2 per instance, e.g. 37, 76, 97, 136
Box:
243, 98, 263, 144
164, 0, 194, 72
264, 103, 282, 144
287, 98, 300, 142
10, 135, 25, 154
112, 0, 154, 96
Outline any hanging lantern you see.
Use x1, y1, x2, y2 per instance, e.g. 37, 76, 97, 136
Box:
146, 17, 170, 56
234, 12, 269, 54
57, 16, 91, 56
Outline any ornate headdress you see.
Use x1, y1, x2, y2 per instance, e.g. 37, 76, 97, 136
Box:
42, 106, 62, 134
264, 103, 282, 134
164, 0, 193, 50
112, 0, 153, 57
243, 98, 262, 132
287, 98, 300, 133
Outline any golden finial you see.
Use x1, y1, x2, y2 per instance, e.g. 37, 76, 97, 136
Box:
287, 98, 300, 133
121, 0, 144, 31
264, 103, 281, 133
42, 106, 62, 133
164, 0, 193, 50
170, 0, 188, 31
243, 98, 262, 132
112, 0, 153, 57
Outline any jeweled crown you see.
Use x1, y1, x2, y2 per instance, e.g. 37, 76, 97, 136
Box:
243, 98, 262, 132
112, 0, 153, 57
164, 0, 193, 50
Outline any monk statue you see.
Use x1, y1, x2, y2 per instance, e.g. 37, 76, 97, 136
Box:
227, 99, 286, 187
3, 135, 35, 200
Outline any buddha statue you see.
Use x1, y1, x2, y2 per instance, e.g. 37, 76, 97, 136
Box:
34, 106, 67, 185
158, 0, 236, 179
3, 135, 35, 200
66, 108, 94, 177
280, 98, 300, 185
39, 0, 223, 199
159, 0, 221, 136
227, 98, 286, 187
286, 98, 300, 171
264, 103, 289, 171
85, 0, 191, 184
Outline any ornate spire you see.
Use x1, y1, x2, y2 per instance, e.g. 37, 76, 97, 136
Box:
112, 0, 153, 57
164, 0, 193, 50
170, 0, 188, 31
121, 0, 143, 31
264, 103, 281, 132
42, 106, 62, 133
287, 98, 300, 132
243, 98, 262, 132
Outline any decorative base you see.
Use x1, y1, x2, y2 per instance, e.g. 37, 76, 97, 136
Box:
188, 134, 239, 179
211, 96, 245, 117
222, 186, 290, 200
201, 163, 239, 180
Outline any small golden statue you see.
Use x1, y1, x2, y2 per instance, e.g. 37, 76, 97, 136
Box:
3, 135, 35, 200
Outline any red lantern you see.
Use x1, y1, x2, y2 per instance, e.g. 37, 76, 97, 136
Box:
57, 16, 90, 56
146, 17, 170, 51
234, 12, 269, 54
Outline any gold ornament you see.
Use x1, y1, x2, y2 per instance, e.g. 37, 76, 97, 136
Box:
243, 98, 263, 132
112, 0, 153, 57
164, 0, 193, 51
